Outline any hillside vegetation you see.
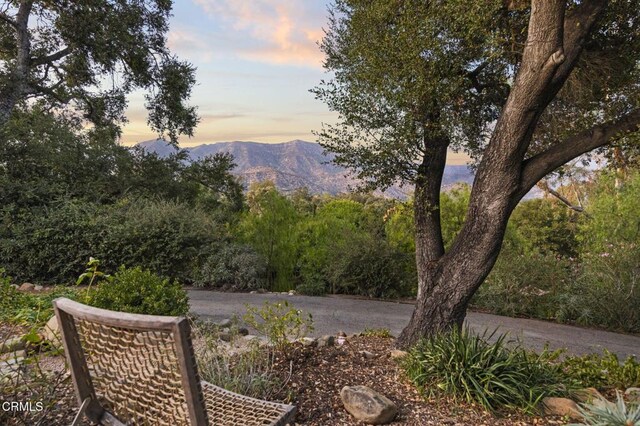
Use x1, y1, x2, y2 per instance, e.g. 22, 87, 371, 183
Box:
0, 109, 638, 333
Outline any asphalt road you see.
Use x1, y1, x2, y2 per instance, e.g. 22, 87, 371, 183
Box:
188, 290, 640, 358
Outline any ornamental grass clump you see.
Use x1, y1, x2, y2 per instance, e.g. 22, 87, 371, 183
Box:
401, 327, 568, 413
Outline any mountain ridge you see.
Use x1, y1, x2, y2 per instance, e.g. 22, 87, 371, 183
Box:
137, 139, 474, 198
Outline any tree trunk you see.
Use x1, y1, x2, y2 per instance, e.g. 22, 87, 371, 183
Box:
396, 0, 611, 348
0, 1, 33, 129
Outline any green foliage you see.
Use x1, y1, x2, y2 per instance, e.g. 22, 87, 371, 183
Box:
0, 1, 198, 140
571, 392, 640, 426
239, 182, 300, 292
195, 244, 267, 291
0, 271, 82, 327
0, 198, 222, 284
561, 351, 640, 391
473, 252, 574, 320
578, 172, 640, 253
510, 198, 579, 257
243, 301, 313, 352
90, 266, 188, 316
558, 244, 640, 333
401, 327, 567, 413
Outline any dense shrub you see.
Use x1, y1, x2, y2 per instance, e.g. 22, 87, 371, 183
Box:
561, 350, 640, 390
472, 251, 574, 320
96, 198, 222, 282
401, 327, 567, 413
557, 244, 640, 333
194, 244, 267, 291
90, 266, 189, 316
0, 198, 222, 284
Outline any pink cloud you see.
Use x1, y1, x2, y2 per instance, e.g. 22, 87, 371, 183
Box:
193, 0, 326, 67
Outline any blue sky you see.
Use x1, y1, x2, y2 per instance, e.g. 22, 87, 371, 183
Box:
120, 0, 336, 147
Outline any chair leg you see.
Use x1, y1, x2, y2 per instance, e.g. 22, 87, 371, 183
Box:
71, 397, 91, 426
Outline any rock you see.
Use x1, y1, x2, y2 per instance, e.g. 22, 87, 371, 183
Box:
218, 332, 233, 342
10, 284, 18, 290
340, 385, 397, 424
389, 350, 408, 360
317, 335, 335, 347
0, 337, 25, 354
574, 387, 604, 403
542, 397, 582, 420
360, 350, 376, 359
34, 285, 44, 292
218, 319, 232, 328
41, 315, 61, 346
0, 350, 26, 363
300, 337, 316, 347
238, 327, 249, 336
18, 282, 35, 292
288, 290, 297, 296
250, 291, 258, 294
625, 387, 640, 403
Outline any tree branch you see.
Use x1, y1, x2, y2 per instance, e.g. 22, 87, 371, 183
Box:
536, 180, 585, 213
30, 46, 72, 66
0, 11, 17, 28
519, 109, 640, 197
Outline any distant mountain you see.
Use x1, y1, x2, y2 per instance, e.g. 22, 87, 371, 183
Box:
137, 139, 475, 198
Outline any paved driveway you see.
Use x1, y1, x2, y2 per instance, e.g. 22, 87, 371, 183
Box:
188, 290, 640, 358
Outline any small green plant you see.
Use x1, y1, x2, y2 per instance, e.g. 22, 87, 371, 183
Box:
76, 257, 112, 303
401, 327, 568, 413
192, 319, 286, 400
90, 266, 188, 316
243, 301, 313, 352
0, 269, 82, 327
361, 327, 393, 338
570, 392, 640, 426
561, 350, 640, 390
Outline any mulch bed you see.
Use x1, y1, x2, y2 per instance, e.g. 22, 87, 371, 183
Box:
271, 336, 567, 425
1, 331, 570, 425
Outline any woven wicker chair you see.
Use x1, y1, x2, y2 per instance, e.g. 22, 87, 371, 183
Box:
53, 298, 296, 426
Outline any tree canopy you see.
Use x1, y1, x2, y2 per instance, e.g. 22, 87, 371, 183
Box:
0, 0, 197, 141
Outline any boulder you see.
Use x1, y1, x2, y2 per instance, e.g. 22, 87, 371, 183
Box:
340, 385, 397, 424
18, 283, 35, 292
542, 397, 582, 420
574, 387, 604, 403
0, 336, 25, 354
300, 337, 317, 347
317, 335, 335, 347
41, 315, 61, 346
34, 285, 44, 292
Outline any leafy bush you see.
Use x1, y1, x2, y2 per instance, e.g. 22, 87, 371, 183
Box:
90, 266, 188, 316
295, 275, 327, 296
0, 198, 222, 284
401, 327, 567, 413
361, 328, 393, 338
571, 392, 640, 426
473, 251, 574, 320
195, 244, 267, 291
557, 244, 640, 333
243, 301, 313, 352
561, 350, 640, 390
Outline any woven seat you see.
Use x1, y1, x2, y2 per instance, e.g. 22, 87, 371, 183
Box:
53, 298, 296, 426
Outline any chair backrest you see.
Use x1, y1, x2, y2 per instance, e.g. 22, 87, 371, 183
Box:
53, 298, 208, 426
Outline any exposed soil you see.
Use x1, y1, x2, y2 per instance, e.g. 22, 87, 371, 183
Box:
271, 336, 568, 425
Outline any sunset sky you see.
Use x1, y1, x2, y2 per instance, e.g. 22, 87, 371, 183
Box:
121, 0, 469, 165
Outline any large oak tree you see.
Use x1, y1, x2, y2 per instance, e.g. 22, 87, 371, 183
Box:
314, 0, 640, 347
0, 0, 197, 141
